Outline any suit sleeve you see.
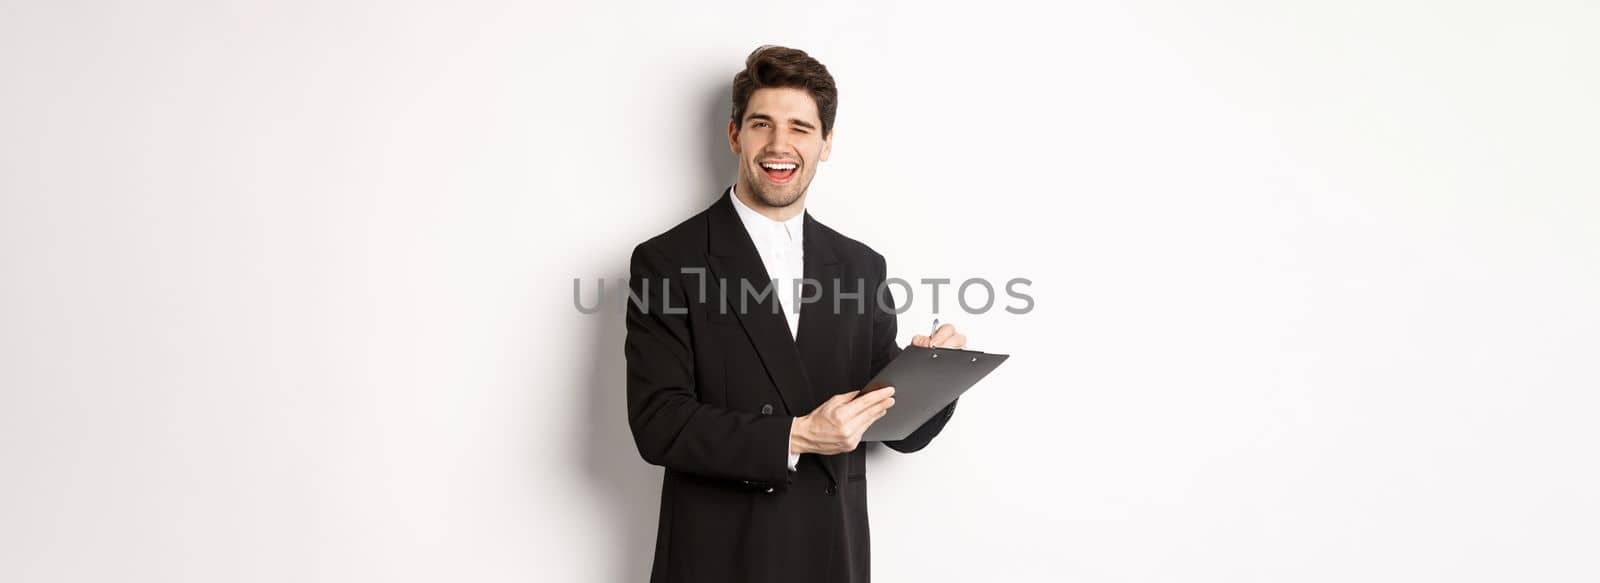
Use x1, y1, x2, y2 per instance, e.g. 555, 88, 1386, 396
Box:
868, 252, 958, 454
624, 242, 794, 490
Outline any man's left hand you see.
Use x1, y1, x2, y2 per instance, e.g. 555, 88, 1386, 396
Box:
910, 323, 967, 349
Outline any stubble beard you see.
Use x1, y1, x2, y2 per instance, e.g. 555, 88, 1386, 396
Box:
740, 169, 810, 210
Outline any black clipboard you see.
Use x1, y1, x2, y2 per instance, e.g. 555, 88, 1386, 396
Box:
860, 346, 1009, 442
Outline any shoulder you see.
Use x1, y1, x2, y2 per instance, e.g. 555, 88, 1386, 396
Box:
631, 206, 712, 262
810, 215, 889, 272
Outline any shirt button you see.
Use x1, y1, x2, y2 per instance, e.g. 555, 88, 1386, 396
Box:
824, 485, 837, 496
760, 404, 773, 415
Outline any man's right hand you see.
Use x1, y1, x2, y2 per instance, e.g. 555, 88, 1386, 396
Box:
789, 387, 896, 456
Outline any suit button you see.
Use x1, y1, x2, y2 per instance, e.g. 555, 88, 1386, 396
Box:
760, 404, 773, 415
824, 485, 836, 496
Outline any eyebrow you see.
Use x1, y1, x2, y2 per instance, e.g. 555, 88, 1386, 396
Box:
745, 113, 818, 131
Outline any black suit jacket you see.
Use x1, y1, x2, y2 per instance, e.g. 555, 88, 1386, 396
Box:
625, 190, 957, 583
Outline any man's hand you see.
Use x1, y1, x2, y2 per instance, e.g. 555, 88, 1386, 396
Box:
790, 387, 897, 456
911, 322, 967, 349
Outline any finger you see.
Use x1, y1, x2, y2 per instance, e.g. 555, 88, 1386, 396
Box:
841, 386, 894, 416
945, 333, 967, 349
849, 395, 895, 423
910, 334, 930, 348
854, 405, 892, 435
822, 391, 859, 411
852, 397, 896, 426
846, 386, 894, 413
846, 400, 893, 436
930, 324, 957, 346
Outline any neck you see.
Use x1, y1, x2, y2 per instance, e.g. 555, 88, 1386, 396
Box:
734, 181, 806, 222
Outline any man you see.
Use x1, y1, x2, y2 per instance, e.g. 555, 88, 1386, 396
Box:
625, 45, 968, 583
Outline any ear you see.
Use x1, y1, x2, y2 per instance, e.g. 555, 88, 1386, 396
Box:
727, 120, 741, 155
820, 127, 834, 162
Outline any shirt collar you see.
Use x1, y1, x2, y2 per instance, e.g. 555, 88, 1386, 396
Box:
729, 183, 805, 247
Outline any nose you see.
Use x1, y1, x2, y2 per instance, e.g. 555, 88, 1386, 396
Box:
767, 127, 793, 151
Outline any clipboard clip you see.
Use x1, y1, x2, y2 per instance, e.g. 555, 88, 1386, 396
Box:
928, 347, 982, 363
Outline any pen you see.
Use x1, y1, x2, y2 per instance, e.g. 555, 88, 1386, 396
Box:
929, 318, 940, 348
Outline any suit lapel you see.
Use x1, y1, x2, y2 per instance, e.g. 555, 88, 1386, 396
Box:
705, 190, 846, 485
794, 212, 847, 484
794, 212, 842, 393
705, 190, 819, 417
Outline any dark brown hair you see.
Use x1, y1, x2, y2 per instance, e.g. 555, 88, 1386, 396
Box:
731, 45, 837, 138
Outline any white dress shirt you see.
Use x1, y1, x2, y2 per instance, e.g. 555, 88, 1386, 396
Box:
729, 185, 806, 471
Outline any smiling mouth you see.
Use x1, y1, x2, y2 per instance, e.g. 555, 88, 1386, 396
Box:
759, 160, 798, 184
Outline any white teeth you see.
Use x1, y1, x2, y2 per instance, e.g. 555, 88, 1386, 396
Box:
761, 162, 797, 171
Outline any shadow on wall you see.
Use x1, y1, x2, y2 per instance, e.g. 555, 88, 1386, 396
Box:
578, 80, 735, 582
702, 79, 738, 193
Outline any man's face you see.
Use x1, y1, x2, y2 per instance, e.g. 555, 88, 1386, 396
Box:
728, 87, 833, 209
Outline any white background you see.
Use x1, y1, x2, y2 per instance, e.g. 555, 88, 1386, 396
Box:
3, 1, 1598, 581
